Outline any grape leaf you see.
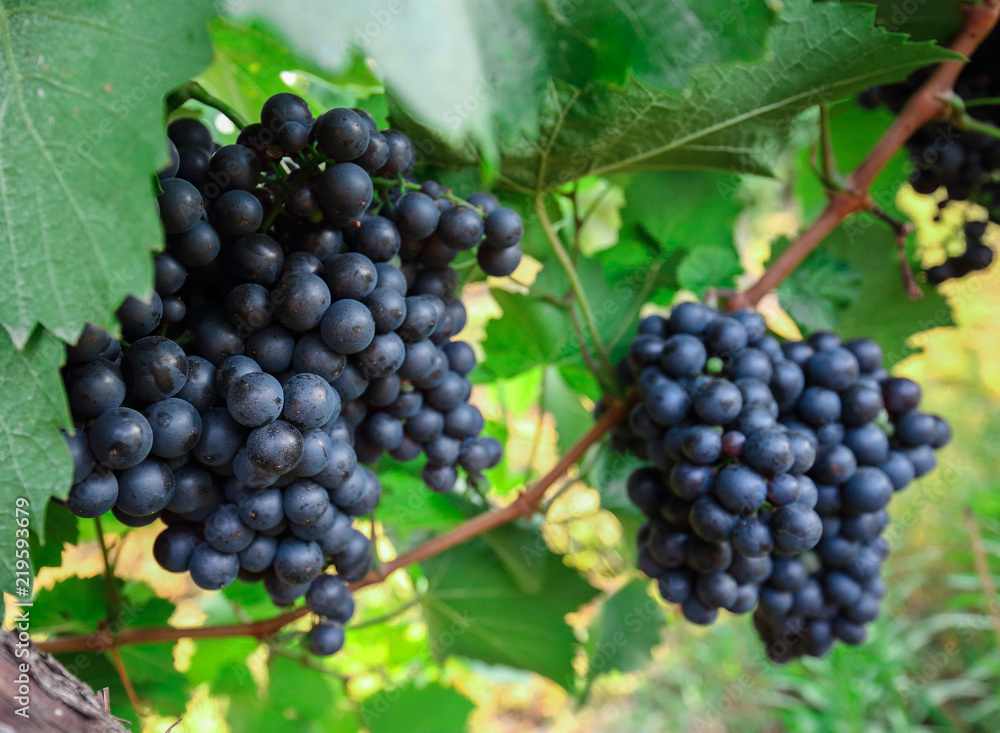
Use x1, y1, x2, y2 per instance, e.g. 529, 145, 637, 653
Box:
811, 224, 952, 365
479, 289, 578, 380
238, 0, 776, 176
58, 643, 187, 723
618, 171, 745, 254
28, 500, 77, 571
862, 0, 963, 43
32, 575, 107, 634
234, 0, 497, 156
582, 579, 665, 693
769, 224, 953, 364
677, 244, 743, 298
0, 328, 71, 596
215, 654, 353, 733
33, 577, 175, 633
198, 16, 383, 126
362, 681, 475, 733
795, 100, 912, 221
420, 534, 599, 687
376, 464, 466, 542
777, 248, 863, 334
562, 0, 775, 90
541, 365, 593, 455
402, 0, 955, 191
187, 637, 260, 686
0, 0, 215, 347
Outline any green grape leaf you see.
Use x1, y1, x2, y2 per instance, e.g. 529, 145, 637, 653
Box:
266, 654, 344, 723
582, 579, 665, 693
0, 0, 215, 346
777, 248, 863, 334
198, 17, 383, 126
28, 500, 78, 572
601, 170, 745, 306
479, 289, 578, 380
58, 643, 187, 723
562, 0, 776, 90
862, 0, 963, 43
32, 575, 108, 634
399, 0, 955, 191
677, 244, 743, 298
376, 465, 466, 542
815, 224, 952, 365
420, 534, 599, 687
362, 681, 475, 733
0, 328, 71, 596
187, 638, 260, 687
238, 0, 777, 177
235, 0, 497, 155
541, 365, 593, 456
618, 171, 745, 254
215, 654, 353, 733
770, 224, 953, 364
795, 100, 912, 220
33, 577, 175, 634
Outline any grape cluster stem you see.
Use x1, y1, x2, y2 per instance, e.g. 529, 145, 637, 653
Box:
165, 81, 248, 130
729, 0, 1000, 311
34, 399, 631, 654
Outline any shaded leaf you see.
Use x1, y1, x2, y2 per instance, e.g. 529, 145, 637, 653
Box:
480, 289, 577, 380
362, 681, 475, 733
420, 534, 599, 687
777, 247, 862, 333
677, 244, 743, 297
408, 0, 955, 191
28, 501, 77, 571
376, 464, 466, 542
813, 224, 953, 365
583, 579, 665, 689
542, 365, 592, 455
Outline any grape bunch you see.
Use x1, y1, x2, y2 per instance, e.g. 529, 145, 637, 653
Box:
59, 92, 512, 656
861, 24, 999, 283
608, 302, 950, 660
925, 220, 994, 284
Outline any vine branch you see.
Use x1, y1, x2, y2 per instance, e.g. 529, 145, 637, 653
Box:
729, 0, 1000, 310
34, 399, 630, 655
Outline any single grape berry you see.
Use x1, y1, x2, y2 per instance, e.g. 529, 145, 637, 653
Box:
89, 408, 154, 470
393, 192, 440, 240
484, 207, 523, 248
437, 205, 484, 250
228, 372, 284, 427
377, 130, 416, 177
246, 420, 304, 475
158, 178, 204, 234
314, 163, 373, 223
121, 336, 189, 402
66, 469, 119, 518
308, 621, 346, 656
210, 189, 263, 238
320, 299, 376, 355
